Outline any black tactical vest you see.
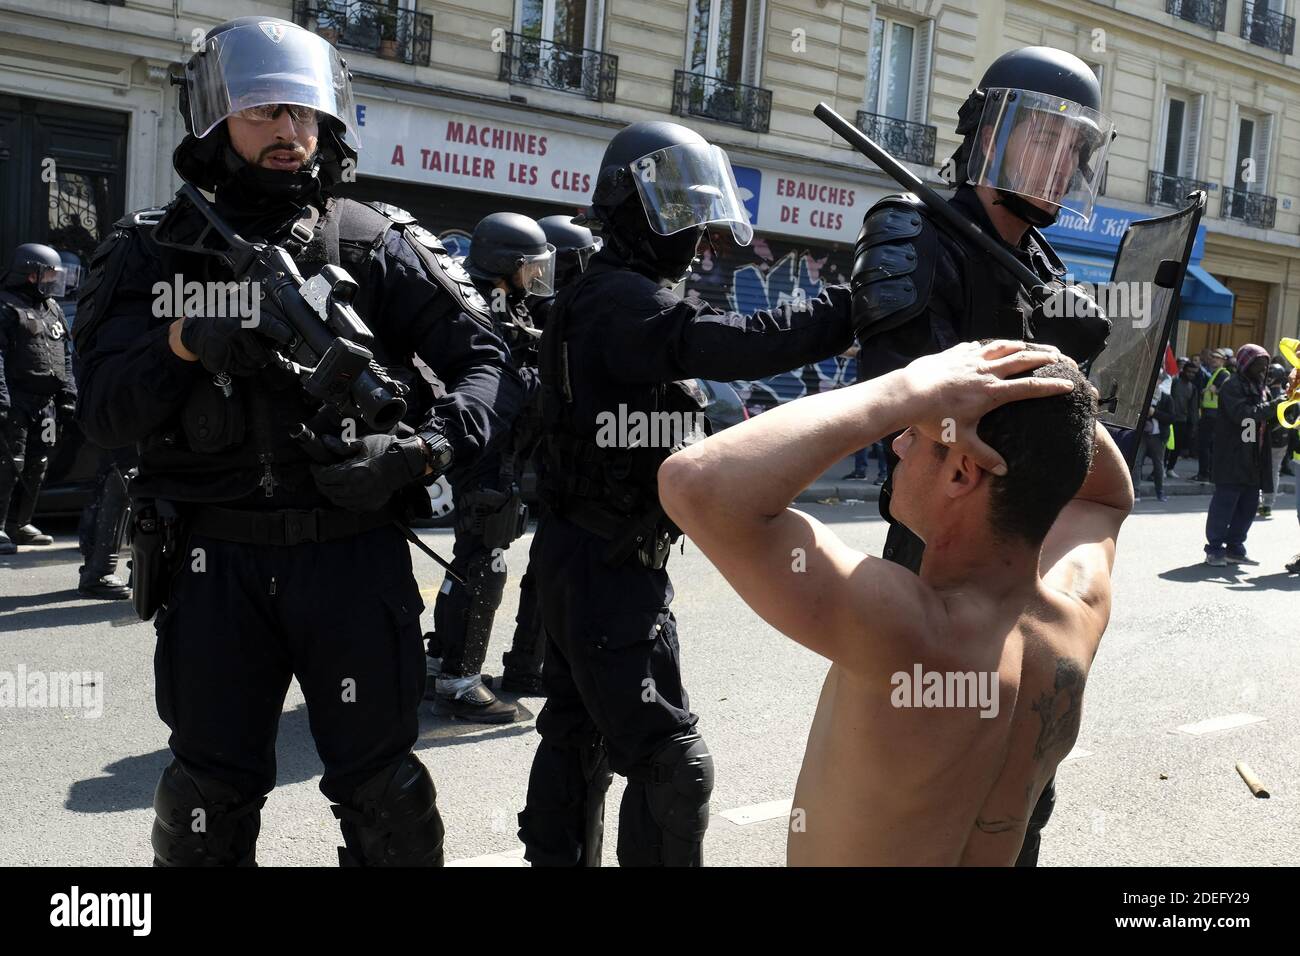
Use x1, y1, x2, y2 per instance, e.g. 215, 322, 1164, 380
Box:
0, 289, 70, 396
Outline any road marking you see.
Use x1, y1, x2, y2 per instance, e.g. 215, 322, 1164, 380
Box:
717, 798, 793, 826
1176, 713, 1265, 737
448, 847, 527, 867
1062, 746, 1092, 762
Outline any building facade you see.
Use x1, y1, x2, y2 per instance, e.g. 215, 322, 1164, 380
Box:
2, 0, 1297, 404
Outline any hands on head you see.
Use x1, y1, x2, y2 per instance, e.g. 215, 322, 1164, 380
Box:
901, 339, 1079, 477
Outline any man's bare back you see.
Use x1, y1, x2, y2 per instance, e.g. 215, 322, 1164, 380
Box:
789, 572, 1099, 866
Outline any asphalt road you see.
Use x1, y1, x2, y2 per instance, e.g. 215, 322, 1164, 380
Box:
1, 497, 1297, 867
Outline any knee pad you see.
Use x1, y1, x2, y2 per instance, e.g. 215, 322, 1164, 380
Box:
332, 755, 445, 867
642, 730, 715, 864
150, 762, 265, 867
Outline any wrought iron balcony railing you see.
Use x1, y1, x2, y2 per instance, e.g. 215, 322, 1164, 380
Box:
293, 1, 432, 67
498, 33, 617, 102
1241, 1, 1296, 54
672, 70, 772, 134
1148, 170, 1212, 208
1221, 186, 1277, 229
854, 111, 937, 166
1166, 0, 1227, 31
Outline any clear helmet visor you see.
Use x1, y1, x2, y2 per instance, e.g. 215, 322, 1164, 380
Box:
186, 21, 359, 149
515, 246, 557, 297
36, 265, 67, 299
575, 236, 603, 273
967, 89, 1115, 222
630, 143, 754, 246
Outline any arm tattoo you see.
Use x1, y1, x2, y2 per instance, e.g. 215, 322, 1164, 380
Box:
1030, 659, 1085, 760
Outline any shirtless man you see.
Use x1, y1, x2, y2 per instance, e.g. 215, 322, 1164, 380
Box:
658, 340, 1133, 865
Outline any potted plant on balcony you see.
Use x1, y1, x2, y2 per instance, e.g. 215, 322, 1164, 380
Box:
377, 6, 400, 60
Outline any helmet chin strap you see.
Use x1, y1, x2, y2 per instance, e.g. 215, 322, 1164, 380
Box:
993, 189, 1062, 229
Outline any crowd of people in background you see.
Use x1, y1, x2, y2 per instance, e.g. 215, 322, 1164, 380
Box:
1128, 344, 1299, 573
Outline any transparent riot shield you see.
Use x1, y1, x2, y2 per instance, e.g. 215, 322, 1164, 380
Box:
1089, 192, 1206, 447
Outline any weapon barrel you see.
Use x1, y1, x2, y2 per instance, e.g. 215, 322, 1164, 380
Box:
813, 102, 1047, 295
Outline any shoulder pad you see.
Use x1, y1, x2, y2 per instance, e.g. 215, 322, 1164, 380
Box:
72, 212, 163, 355
851, 194, 939, 340
364, 201, 416, 225
398, 228, 493, 331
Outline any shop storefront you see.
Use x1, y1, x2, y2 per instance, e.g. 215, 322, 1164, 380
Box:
346, 93, 890, 410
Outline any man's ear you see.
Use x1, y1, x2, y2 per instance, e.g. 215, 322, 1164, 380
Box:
943, 451, 988, 501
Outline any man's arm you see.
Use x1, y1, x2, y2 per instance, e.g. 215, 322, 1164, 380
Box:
661, 373, 936, 672
602, 280, 856, 386
1039, 423, 1133, 623
660, 340, 1073, 673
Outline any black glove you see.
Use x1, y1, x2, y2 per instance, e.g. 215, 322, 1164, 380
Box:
179, 312, 289, 377
310, 433, 429, 513
1029, 284, 1112, 367
56, 400, 76, 426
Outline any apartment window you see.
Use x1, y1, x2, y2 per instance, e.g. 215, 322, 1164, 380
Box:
865, 15, 934, 124
1160, 92, 1203, 178
687, 0, 762, 86
1232, 112, 1273, 193
519, 0, 594, 49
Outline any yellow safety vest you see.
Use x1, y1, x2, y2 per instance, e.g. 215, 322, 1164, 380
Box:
1202, 367, 1229, 410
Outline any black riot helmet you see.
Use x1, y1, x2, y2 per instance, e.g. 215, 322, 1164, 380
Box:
537, 215, 602, 286
587, 120, 752, 283
464, 213, 557, 297
948, 46, 1116, 227
171, 17, 359, 196
3, 243, 66, 297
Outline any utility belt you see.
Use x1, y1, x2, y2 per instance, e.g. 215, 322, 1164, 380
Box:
455, 484, 528, 550
539, 433, 678, 570
129, 499, 396, 620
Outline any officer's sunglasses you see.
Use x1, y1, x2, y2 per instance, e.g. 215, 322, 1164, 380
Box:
235, 104, 321, 125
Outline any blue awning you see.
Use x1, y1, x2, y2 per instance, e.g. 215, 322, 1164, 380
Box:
1057, 253, 1115, 286
1181, 264, 1234, 325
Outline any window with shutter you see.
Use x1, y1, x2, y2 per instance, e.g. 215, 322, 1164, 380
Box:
1252, 114, 1273, 194
743, 0, 765, 88
584, 0, 602, 50
686, 0, 758, 83
865, 15, 917, 120
908, 19, 933, 124
1181, 95, 1202, 179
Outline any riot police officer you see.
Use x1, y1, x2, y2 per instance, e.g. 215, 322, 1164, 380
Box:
0, 242, 77, 553
520, 121, 854, 866
424, 212, 549, 723
852, 46, 1116, 865
73, 17, 522, 865
498, 214, 602, 696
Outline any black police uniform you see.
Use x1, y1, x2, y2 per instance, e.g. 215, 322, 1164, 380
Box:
73, 193, 523, 866
428, 280, 538, 692
0, 284, 76, 539
853, 182, 1072, 865
520, 247, 853, 866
